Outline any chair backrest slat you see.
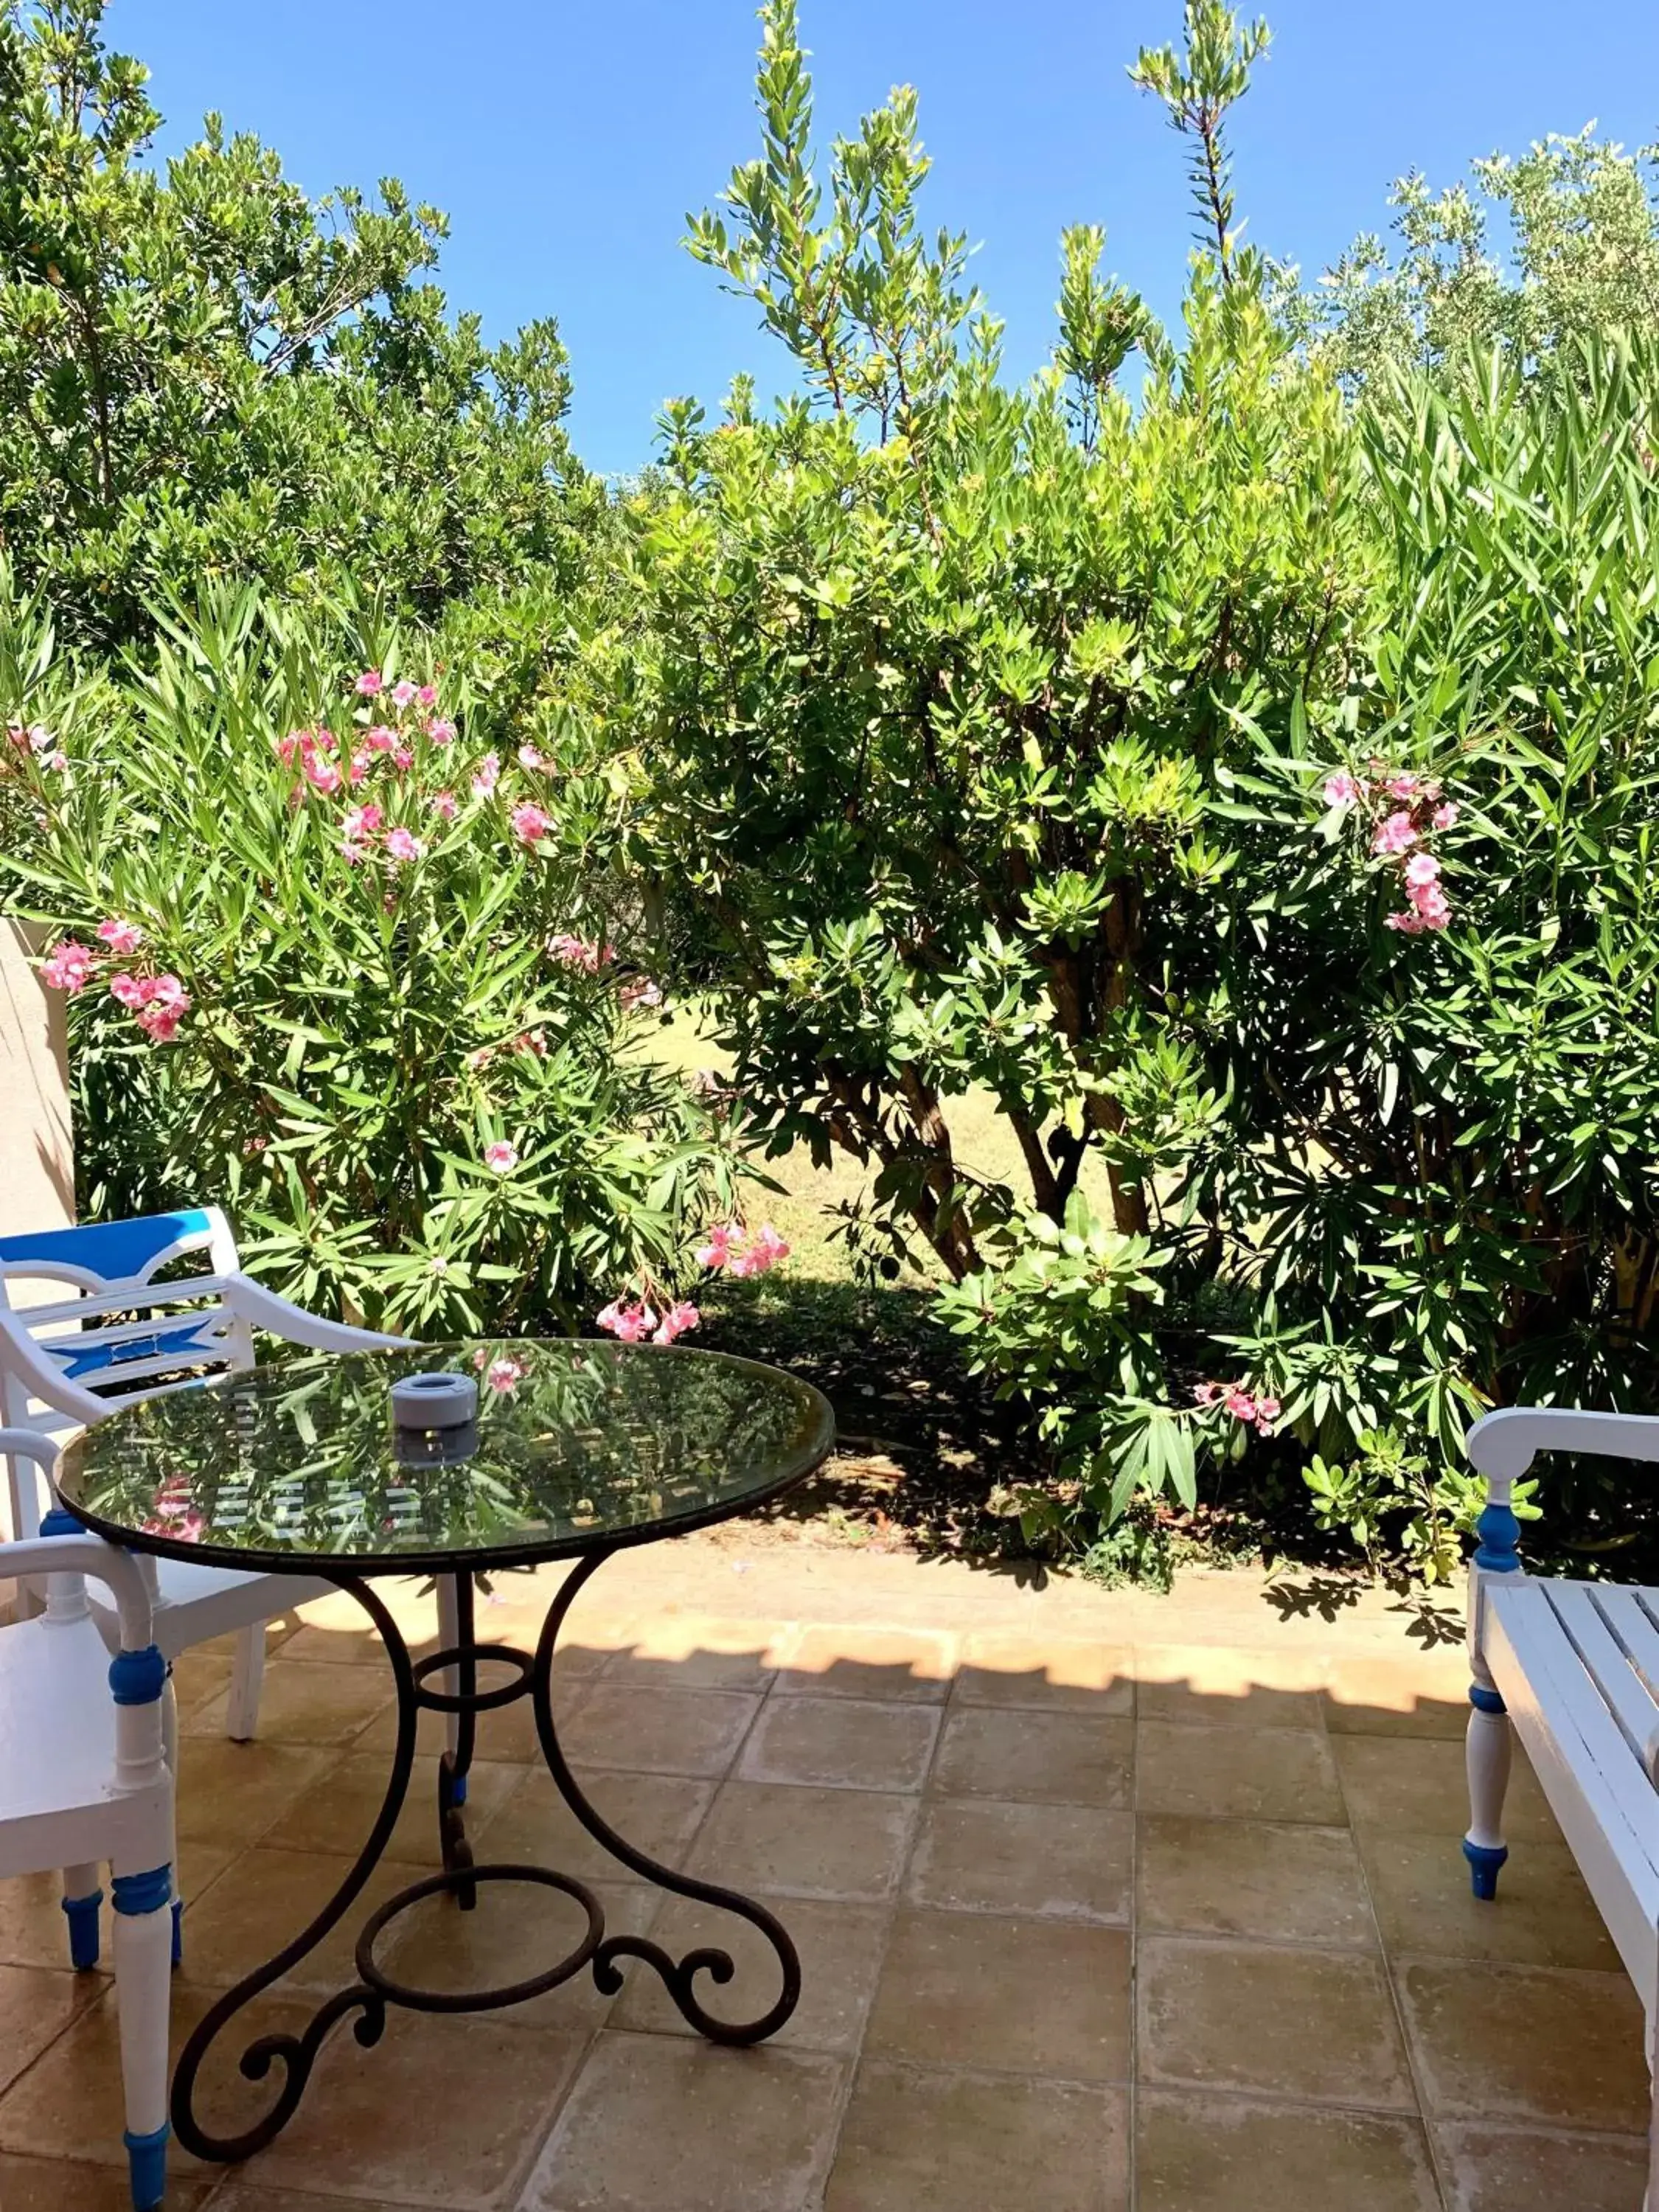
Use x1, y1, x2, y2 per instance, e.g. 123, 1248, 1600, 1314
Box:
0, 1208, 251, 1542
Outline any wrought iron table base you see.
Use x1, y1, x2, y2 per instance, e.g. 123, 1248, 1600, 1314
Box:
170, 1553, 801, 2163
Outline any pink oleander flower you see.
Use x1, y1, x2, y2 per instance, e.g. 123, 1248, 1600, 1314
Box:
390, 679, 418, 711
1222, 1386, 1258, 1423
341, 840, 369, 866
728, 1222, 791, 1279
342, 804, 383, 843
484, 1354, 526, 1394
108, 972, 145, 1008
484, 1140, 518, 1174
1321, 771, 1362, 807
363, 725, 397, 755
41, 939, 95, 992
1383, 771, 1422, 800
619, 976, 664, 1015
518, 744, 546, 771
1192, 1382, 1220, 1407
427, 717, 456, 745
390, 745, 414, 771
654, 1300, 700, 1344
695, 1222, 736, 1270
274, 731, 307, 766
514, 1029, 548, 1057
1413, 884, 1452, 931
5, 721, 41, 750
383, 827, 424, 864
1371, 811, 1417, 857
302, 753, 343, 796
417, 684, 438, 709
546, 931, 608, 973
471, 751, 501, 798
1403, 851, 1440, 889
597, 1300, 658, 1343
135, 989, 189, 1042
355, 669, 383, 697
1253, 1396, 1281, 1433
1385, 909, 1427, 934
510, 801, 552, 846
96, 918, 143, 954
1431, 801, 1459, 831
430, 790, 459, 821
311, 726, 338, 754
43, 750, 67, 772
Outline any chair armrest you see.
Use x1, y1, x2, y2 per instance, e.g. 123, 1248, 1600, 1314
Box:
0, 1430, 153, 1647
222, 1274, 415, 1354
1468, 1407, 1659, 1484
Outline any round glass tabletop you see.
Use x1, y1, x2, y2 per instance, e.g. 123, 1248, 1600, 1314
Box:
55, 1341, 835, 1574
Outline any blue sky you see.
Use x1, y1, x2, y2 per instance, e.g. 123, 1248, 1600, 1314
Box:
119, 0, 1659, 476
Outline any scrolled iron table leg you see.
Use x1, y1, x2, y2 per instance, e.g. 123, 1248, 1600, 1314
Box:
170, 1549, 801, 2160
531, 1551, 801, 2045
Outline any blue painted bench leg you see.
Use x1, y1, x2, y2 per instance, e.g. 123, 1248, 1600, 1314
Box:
1464, 1680, 1512, 1900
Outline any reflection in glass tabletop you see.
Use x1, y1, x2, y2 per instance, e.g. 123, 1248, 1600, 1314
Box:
56, 1340, 835, 1573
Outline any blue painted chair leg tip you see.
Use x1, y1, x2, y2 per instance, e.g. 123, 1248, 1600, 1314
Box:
124, 2124, 169, 2210
1463, 1839, 1508, 1901
171, 1896, 183, 1968
62, 1890, 102, 1972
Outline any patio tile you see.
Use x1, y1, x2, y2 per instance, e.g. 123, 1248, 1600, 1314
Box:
1138, 1935, 1416, 2110
274, 1623, 434, 1668
1333, 1733, 1562, 1839
826, 2061, 1128, 2212
1137, 2088, 1440, 2211
1136, 1815, 1374, 1947
1136, 1722, 1344, 1823
610, 1894, 886, 2053
256, 2008, 588, 2208
0, 1846, 238, 1979
553, 1685, 762, 1777
865, 1908, 1130, 2081
689, 1780, 917, 1901
740, 1697, 940, 1792
1363, 1829, 1622, 1970
262, 1751, 524, 1868
172, 1739, 345, 1849
1434, 2121, 1649, 2210
470, 1763, 715, 1883
0, 1985, 312, 2178
907, 1797, 1132, 1923
930, 1706, 1132, 1806
0, 1966, 96, 2096
0, 2152, 214, 2209
950, 1632, 1135, 1715
170, 1648, 234, 1718
1134, 1643, 1327, 1730
602, 1613, 785, 1692
378, 1877, 655, 2031
174, 1846, 439, 1994
184, 1658, 395, 1745
520, 2031, 844, 2212
1395, 1958, 1649, 2129
1324, 1655, 1471, 1739
773, 1626, 958, 1702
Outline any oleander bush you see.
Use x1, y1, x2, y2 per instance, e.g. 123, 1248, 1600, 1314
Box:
0, 576, 750, 1335
7, 0, 1659, 1576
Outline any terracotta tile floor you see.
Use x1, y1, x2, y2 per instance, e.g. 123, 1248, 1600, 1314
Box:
1, 1541, 1651, 2211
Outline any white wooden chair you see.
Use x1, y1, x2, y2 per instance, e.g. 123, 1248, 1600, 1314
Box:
0, 1206, 406, 1736
0, 1430, 176, 2211
1465, 1405, 1659, 2199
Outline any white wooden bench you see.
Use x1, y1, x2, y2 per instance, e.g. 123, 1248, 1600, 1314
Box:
1466, 1406, 1659, 2190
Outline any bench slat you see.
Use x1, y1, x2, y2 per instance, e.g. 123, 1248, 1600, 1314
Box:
1543, 1580, 1659, 1781
1486, 1582, 1659, 1995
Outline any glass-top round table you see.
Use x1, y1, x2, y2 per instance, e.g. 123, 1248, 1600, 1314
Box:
58, 1341, 835, 2166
